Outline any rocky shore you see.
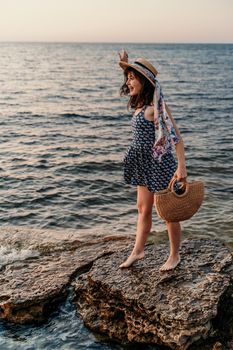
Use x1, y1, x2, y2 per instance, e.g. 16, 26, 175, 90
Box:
0, 226, 134, 324
0, 226, 232, 350
73, 238, 233, 350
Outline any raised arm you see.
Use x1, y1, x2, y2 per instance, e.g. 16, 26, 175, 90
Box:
118, 49, 128, 62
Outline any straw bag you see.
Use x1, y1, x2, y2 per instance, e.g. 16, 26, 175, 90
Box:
155, 177, 204, 222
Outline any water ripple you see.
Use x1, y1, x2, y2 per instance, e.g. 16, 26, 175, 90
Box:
0, 42, 232, 350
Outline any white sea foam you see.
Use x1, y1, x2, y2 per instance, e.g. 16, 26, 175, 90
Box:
0, 245, 40, 269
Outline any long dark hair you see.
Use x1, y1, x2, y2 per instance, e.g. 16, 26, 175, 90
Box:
120, 68, 154, 110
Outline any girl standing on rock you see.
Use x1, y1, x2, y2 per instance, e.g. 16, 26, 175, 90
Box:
118, 49, 187, 271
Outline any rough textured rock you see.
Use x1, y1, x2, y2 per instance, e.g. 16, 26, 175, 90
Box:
0, 226, 134, 324
73, 238, 233, 350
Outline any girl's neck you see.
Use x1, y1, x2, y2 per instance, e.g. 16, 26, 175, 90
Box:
135, 104, 146, 111
135, 104, 145, 110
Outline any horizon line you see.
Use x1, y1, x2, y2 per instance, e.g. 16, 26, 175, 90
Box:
0, 40, 232, 45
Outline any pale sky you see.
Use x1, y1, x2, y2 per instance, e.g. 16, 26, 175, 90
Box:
0, 0, 232, 43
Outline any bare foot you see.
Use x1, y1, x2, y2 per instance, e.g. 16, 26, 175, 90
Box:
159, 254, 181, 272
119, 251, 144, 268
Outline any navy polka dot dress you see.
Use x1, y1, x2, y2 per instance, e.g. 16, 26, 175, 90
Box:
123, 105, 177, 193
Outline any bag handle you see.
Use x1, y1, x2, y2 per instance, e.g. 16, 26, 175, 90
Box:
168, 176, 189, 197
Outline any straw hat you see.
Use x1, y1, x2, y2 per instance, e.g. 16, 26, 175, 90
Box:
119, 57, 158, 87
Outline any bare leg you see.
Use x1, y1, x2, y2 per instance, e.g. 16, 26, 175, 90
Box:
159, 221, 181, 271
119, 186, 154, 268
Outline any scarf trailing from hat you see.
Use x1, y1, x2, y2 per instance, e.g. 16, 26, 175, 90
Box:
152, 78, 180, 162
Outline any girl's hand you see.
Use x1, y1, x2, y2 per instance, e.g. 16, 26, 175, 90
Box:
174, 165, 187, 182
118, 49, 128, 62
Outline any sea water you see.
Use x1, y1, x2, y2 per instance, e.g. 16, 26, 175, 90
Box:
0, 42, 232, 349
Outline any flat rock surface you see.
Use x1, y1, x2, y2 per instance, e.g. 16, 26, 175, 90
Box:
73, 238, 233, 350
0, 226, 134, 323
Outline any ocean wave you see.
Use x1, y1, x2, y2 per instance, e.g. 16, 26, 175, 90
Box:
0, 245, 40, 269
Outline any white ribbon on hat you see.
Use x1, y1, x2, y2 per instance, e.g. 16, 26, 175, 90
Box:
133, 62, 156, 84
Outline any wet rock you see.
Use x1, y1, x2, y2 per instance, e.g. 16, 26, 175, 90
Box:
73, 238, 233, 350
0, 226, 134, 324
